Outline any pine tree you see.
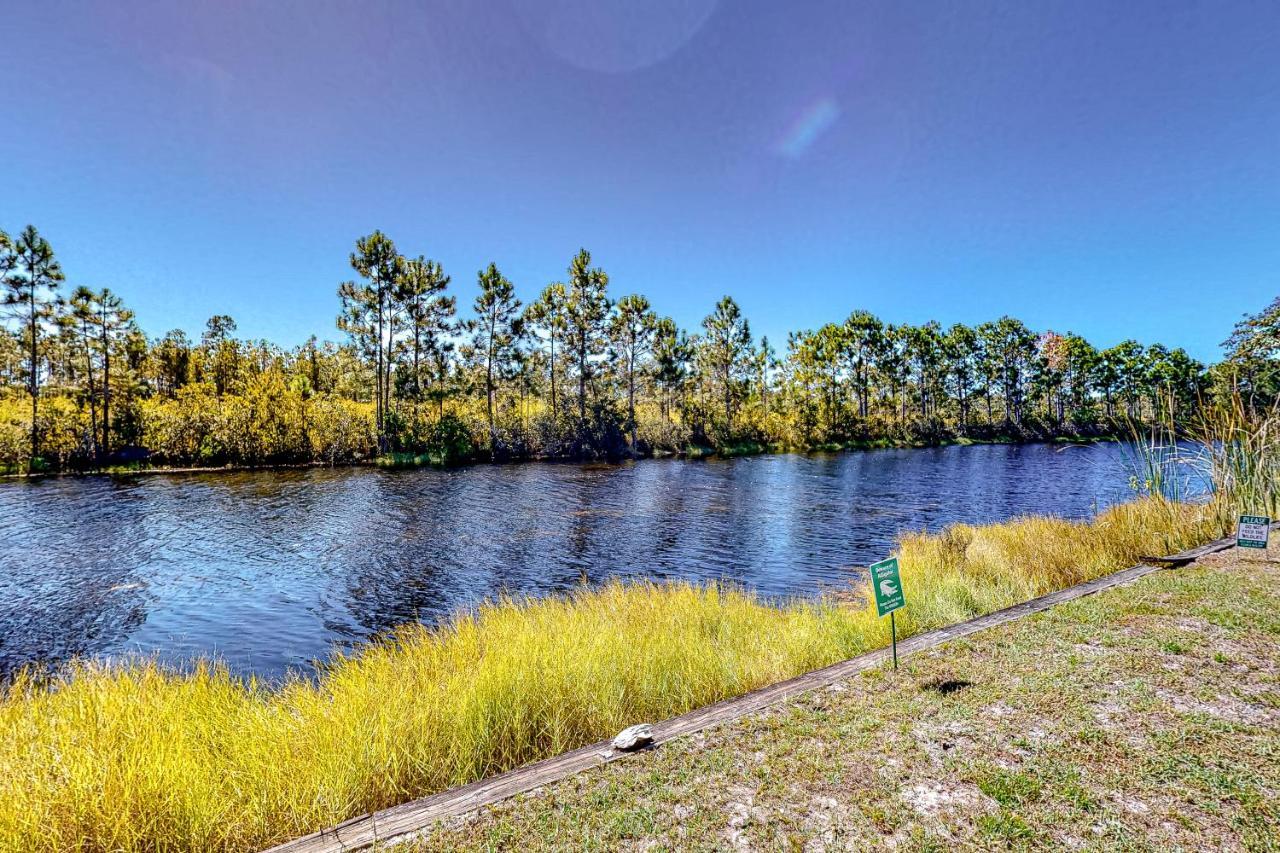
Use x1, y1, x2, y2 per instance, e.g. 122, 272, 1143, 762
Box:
652, 317, 691, 425
526, 282, 568, 425
563, 249, 610, 435
3, 226, 64, 461
397, 256, 454, 404
700, 296, 753, 436
468, 263, 523, 448
338, 231, 402, 449
610, 294, 657, 455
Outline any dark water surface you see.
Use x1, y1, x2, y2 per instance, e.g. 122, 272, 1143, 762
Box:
1, 442, 1155, 680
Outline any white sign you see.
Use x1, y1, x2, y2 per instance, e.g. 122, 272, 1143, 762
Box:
1237, 515, 1270, 549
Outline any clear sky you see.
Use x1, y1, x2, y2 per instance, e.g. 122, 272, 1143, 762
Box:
3, 0, 1278, 362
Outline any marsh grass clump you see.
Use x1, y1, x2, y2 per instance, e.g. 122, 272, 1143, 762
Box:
884, 497, 1222, 638
1118, 389, 1280, 524
0, 583, 869, 851
1200, 394, 1280, 519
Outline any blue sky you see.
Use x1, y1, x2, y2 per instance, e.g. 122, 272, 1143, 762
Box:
3, 0, 1277, 362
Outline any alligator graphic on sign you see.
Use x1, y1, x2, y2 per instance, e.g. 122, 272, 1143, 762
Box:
869, 557, 905, 616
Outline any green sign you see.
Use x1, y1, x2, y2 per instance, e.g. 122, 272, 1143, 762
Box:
870, 557, 905, 616
1237, 515, 1271, 549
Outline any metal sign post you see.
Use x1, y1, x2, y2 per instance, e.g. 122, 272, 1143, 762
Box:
869, 556, 906, 670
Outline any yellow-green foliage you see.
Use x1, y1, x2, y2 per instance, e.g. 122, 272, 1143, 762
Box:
1, 385, 378, 471
0, 395, 32, 471
0, 393, 87, 471
0, 496, 1228, 852
141, 382, 376, 467
306, 396, 377, 464
0, 585, 865, 851
885, 497, 1224, 636
139, 385, 220, 463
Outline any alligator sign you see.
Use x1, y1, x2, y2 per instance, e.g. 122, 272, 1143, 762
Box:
869, 557, 905, 617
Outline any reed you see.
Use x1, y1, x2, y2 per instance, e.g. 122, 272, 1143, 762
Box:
1199, 393, 1280, 519
885, 497, 1221, 637
1117, 389, 1280, 524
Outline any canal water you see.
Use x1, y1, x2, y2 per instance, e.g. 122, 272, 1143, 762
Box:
0, 442, 1188, 680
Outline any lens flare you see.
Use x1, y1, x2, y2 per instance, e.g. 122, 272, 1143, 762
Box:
513, 0, 718, 74
777, 97, 841, 159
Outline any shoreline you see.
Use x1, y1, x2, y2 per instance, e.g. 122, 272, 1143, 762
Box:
0, 432, 1120, 481
0, 496, 1229, 851
269, 527, 1256, 852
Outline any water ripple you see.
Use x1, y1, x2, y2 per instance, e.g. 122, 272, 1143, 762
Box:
0, 443, 1166, 680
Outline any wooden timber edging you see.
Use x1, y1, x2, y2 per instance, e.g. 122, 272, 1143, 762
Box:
266, 527, 1258, 853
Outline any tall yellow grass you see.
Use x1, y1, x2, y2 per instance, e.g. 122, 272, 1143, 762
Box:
0, 494, 1229, 852
887, 496, 1224, 636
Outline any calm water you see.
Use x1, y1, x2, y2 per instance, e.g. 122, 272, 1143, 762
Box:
0, 442, 1162, 680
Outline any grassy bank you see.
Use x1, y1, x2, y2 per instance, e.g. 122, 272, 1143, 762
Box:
0, 497, 1230, 851
420, 548, 1280, 851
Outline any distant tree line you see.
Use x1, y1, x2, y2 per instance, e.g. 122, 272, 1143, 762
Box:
0, 223, 1266, 472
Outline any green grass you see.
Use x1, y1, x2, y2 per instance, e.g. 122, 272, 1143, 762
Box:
712, 440, 768, 457
680, 443, 716, 459
416, 552, 1280, 851
375, 450, 456, 468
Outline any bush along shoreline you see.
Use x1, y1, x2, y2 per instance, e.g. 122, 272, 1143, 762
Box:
1, 409, 1123, 479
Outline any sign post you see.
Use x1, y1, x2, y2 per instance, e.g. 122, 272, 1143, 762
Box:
869, 556, 906, 670
1237, 515, 1271, 550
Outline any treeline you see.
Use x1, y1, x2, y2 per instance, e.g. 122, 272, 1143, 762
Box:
0, 223, 1266, 472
